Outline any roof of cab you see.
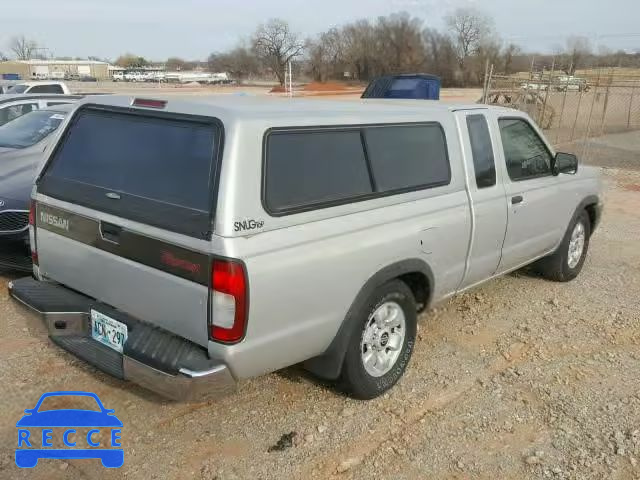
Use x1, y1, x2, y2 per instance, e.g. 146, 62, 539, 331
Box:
80, 94, 504, 125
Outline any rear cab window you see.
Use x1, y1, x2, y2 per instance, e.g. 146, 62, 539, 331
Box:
264, 123, 450, 215
29, 85, 64, 94
38, 106, 222, 239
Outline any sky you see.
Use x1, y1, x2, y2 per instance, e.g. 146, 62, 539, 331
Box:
1, 0, 639, 61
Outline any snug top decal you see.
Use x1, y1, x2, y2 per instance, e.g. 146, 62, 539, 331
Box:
234, 219, 264, 233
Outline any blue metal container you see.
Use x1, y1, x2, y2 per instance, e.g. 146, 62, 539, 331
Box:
362, 74, 441, 100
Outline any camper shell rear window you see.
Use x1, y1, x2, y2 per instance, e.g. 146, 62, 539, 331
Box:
38, 105, 222, 239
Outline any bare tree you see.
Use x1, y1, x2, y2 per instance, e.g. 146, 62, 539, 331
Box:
445, 7, 493, 84
375, 13, 425, 74
252, 18, 304, 85
502, 43, 521, 75
341, 19, 377, 80
423, 28, 458, 85
166, 57, 187, 71
306, 28, 344, 82
208, 47, 260, 81
473, 38, 501, 84
9, 35, 38, 60
565, 36, 592, 74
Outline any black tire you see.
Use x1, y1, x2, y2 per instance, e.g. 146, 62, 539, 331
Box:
533, 210, 591, 282
339, 280, 417, 399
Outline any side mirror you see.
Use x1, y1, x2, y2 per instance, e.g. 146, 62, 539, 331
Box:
553, 152, 578, 176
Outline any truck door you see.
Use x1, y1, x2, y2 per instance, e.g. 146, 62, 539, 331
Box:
492, 114, 564, 272
454, 110, 508, 289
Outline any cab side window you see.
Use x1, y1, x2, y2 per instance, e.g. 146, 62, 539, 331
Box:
466, 114, 496, 188
498, 118, 553, 181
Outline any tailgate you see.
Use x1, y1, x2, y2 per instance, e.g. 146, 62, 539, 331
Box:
33, 104, 221, 347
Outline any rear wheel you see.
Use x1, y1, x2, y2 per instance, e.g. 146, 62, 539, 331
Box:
339, 280, 417, 399
533, 210, 591, 282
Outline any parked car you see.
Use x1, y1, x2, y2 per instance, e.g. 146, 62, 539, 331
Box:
112, 72, 125, 82
6, 81, 71, 95
0, 104, 73, 271
144, 72, 167, 83
124, 72, 145, 82
1, 80, 19, 94
9, 96, 602, 401
0, 94, 81, 127
520, 81, 549, 91
554, 75, 590, 92
0, 80, 20, 94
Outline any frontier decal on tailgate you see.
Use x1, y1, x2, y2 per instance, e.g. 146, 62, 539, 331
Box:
36, 204, 209, 285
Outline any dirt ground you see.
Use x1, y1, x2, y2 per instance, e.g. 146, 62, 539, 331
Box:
2, 166, 638, 480
1, 102, 639, 480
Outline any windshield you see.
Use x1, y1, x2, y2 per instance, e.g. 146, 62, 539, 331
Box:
0, 110, 66, 149
6, 85, 28, 94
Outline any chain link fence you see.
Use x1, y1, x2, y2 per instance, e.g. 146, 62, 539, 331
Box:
483, 69, 640, 168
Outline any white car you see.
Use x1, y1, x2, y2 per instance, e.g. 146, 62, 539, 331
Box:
124, 72, 145, 82
6, 82, 71, 95
520, 81, 548, 92
0, 94, 81, 127
555, 76, 589, 92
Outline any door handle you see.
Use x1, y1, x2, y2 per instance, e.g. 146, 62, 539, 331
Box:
511, 195, 524, 205
99, 221, 122, 244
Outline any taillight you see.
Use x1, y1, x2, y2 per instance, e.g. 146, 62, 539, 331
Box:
210, 259, 247, 343
28, 200, 36, 226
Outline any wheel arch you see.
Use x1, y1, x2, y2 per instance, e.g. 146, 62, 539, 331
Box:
575, 194, 600, 236
304, 258, 434, 380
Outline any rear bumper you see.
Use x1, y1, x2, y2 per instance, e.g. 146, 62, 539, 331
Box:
8, 277, 236, 401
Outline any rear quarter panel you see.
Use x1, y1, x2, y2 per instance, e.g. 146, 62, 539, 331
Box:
210, 114, 471, 379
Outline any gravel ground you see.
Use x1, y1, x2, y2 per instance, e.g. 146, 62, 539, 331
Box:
1, 165, 639, 480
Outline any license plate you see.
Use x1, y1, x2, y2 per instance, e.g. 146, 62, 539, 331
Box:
91, 310, 128, 353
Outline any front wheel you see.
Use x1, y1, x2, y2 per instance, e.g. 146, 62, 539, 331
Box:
533, 210, 591, 282
339, 280, 417, 399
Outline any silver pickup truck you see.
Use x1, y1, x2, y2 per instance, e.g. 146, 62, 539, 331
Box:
9, 96, 602, 401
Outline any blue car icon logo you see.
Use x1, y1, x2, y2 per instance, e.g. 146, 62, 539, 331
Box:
16, 391, 123, 468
